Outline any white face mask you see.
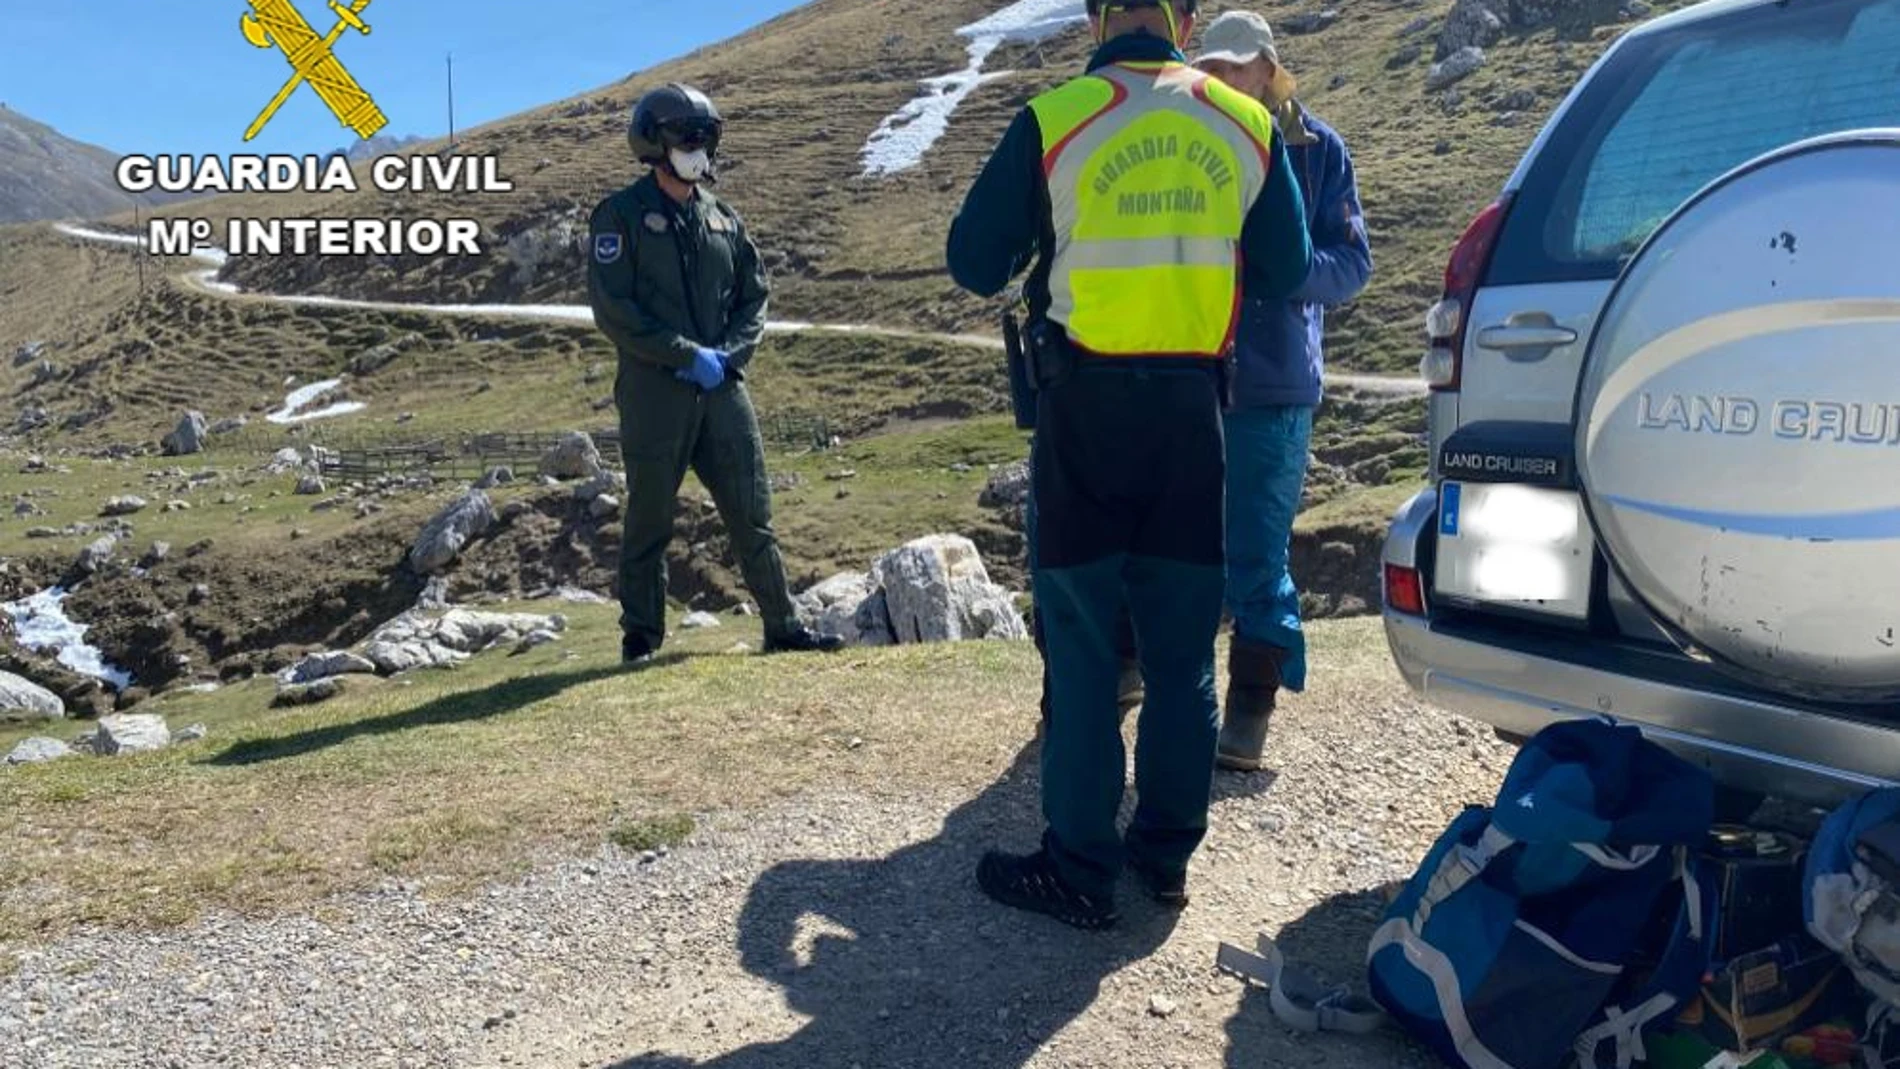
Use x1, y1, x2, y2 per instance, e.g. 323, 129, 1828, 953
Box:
668, 148, 712, 183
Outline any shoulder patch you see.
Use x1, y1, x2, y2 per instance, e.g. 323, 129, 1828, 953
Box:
593, 233, 623, 264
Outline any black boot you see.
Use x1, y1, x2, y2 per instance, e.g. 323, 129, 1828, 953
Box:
1217, 636, 1285, 772
763, 627, 845, 654
622, 634, 655, 666
976, 849, 1119, 930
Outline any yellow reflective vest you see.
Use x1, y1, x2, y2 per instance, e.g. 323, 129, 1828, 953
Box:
1028, 60, 1276, 359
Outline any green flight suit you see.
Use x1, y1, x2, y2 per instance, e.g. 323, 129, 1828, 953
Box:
586, 174, 799, 649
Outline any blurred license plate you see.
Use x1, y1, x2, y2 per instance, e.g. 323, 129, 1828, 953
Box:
1434, 481, 1594, 619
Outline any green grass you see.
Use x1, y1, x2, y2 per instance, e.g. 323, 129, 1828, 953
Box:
0, 608, 1393, 949
607, 812, 697, 853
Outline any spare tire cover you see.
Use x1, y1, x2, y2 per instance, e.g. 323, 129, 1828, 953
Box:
1576, 133, 1900, 703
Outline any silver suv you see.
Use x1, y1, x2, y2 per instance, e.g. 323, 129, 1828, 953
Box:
1380, 0, 1900, 811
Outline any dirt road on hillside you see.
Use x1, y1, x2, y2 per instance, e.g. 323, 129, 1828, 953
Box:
50, 223, 1426, 399
1, 625, 1510, 1069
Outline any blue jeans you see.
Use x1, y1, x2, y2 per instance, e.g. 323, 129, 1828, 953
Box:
1223, 405, 1314, 693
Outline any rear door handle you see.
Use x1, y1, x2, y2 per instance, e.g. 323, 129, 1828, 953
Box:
1475, 324, 1579, 351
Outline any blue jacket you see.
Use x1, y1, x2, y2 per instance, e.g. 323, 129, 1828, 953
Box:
1232, 103, 1372, 409
946, 32, 1313, 327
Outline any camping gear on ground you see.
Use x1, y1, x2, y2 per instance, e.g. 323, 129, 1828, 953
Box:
1706, 827, 1809, 962
1217, 934, 1386, 1034
1805, 788, 1900, 1066
1366, 717, 1715, 1069
1674, 935, 1846, 1054
1657, 824, 1846, 1054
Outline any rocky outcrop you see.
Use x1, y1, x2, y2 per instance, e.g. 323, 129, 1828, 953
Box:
796, 537, 1027, 648
274, 678, 346, 707
96, 713, 171, 755
161, 411, 209, 456
875, 536, 1029, 643
363, 609, 567, 675
1437, 0, 1503, 57
5, 736, 71, 765
794, 572, 895, 647
1427, 46, 1486, 90
76, 535, 118, 575
539, 432, 604, 481
0, 670, 65, 723
409, 490, 496, 575
979, 461, 1030, 510
278, 650, 378, 686
99, 495, 147, 517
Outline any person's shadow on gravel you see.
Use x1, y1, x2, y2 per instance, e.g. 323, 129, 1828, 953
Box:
1222, 886, 1425, 1068
604, 740, 1181, 1069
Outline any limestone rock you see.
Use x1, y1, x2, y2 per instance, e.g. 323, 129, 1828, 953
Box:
872, 535, 1029, 644
161, 411, 209, 456
474, 465, 514, 490
76, 534, 118, 575
1427, 46, 1486, 91
680, 611, 721, 630
279, 650, 378, 686
979, 460, 1031, 509
408, 489, 495, 574
274, 678, 346, 707
294, 475, 326, 496
0, 671, 65, 724
5, 736, 72, 765
795, 572, 895, 647
100, 495, 147, 517
96, 713, 171, 755
538, 432, 604, 480
1437, 0, 1503, 58
1280, 8, 1339, 34
364, 609, 567, 675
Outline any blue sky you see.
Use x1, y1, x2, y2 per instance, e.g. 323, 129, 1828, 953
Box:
2, 0, 804, 158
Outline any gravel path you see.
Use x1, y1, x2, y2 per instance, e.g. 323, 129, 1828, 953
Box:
50, 223, 1427, 398
1, 662, 1511, 1068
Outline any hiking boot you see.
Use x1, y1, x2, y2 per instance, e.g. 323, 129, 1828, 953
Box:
1127, 855, 1189, 909
976, 849, 1119, 930
762, 627, 845, 654
1217, 637, 1285, 772
622, 634, 655, 666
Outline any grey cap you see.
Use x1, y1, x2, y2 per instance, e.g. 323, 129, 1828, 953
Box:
1196, 11, 1299, 98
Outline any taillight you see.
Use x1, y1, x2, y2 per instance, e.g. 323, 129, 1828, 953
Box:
1421, 195, 1513, 392
1384, 563, 1426, 616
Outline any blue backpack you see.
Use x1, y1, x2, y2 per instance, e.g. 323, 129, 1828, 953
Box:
1805, 788, 1900, 1048
1367, 718, 1716, 1069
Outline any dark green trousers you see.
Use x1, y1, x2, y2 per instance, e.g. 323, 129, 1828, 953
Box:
616, 362, 799, 649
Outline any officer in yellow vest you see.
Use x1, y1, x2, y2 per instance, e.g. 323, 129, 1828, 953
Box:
947, 0, 1312, 928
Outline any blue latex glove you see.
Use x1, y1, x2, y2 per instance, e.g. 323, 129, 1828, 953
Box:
675, 347, 728, 391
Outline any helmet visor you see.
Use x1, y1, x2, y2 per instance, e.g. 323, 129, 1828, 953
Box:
660, 118, 722, 151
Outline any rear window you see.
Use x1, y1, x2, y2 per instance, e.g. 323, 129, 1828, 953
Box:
1488, 0, 1900, 286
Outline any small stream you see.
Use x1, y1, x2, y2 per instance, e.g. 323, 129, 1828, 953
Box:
3, 587, 135, 690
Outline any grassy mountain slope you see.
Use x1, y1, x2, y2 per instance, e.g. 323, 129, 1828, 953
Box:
124, 0, 1699, 374
0, 105, 194, 223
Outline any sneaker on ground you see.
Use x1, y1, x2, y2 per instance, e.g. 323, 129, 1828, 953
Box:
975, 849, 1119, 930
